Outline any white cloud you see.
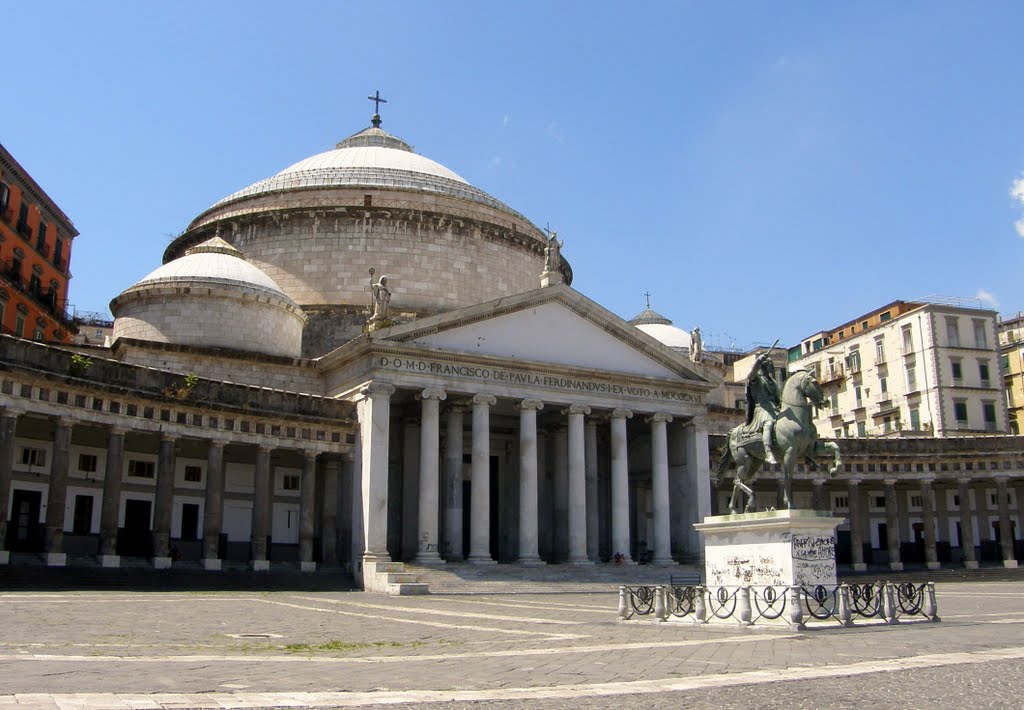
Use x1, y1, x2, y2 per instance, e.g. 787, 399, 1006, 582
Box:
975, 289, 999, 309
1016, 218, 1024, 238
502, 114, 511, 128
546, 122, 566, 145
487, 155, 503, 169
1012, 176, 1024, 205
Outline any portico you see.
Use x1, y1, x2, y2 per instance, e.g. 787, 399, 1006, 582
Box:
322, 285, 715, 589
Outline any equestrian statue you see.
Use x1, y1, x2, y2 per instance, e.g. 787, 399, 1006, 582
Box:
713, 343, 842, 514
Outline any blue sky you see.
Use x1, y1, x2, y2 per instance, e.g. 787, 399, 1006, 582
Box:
4, 2, 1024, 351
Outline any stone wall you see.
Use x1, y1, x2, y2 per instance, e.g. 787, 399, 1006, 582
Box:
166, 192, 572, 316
112, 287, 304, 358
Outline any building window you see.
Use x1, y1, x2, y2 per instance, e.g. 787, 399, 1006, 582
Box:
16, 202, 29, 236
861, 320, 869, 331
128, 459, 155, 478
184, 465, 202, 483
979, 360, 991, 386
883, 415, 893, 433
20, 447, 46, 466
983, 402, 997, 431
910, 408, 921, 430
53, 238, 64, 270
911, 495, 923, 507
834, 496, 849, 509
954, 401, 969, 427
947, 318, 960, 347
906, 365, 917, 391
951, 359, 963, 383
875, 338, 885, 363
14, 312, 25, 338
847, 348, 861, 373
0, 183, 9, 214
857, 421, 866, 437
36, 222, 47, 251
78, 454, 97, 473
282, 474, 300, 491
854, 385, 863, 406
902, 326, 913, 353
973, 319, 988, 349
880, 311, 892, 322
880, 376, 888, 395
72, 495, 93, 535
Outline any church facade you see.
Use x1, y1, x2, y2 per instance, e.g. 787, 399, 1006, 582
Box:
0, 112, 717, 590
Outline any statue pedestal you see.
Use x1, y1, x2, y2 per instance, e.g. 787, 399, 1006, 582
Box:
694, 510, 843, 588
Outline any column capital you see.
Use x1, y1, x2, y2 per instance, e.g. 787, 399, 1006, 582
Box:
302, 449, 318, 463
812, 477, 825, 487
256, 444, 274, 454
683, 415, 708, 429
53, 415, 76, 429
646, 412, 673, 424
107, 425, 129, 437
208, 440, 226, 452
994, 474, 1011, 486
419, 388, 447, 402
444, 403, 466, 415
563, 404, 591, 416
919, 476, 936, 486
0, 405, 25, 418
957, 475, 974, 485
883, 478, 898, 487
361, 382, 396, 399
472, 393, 497, 407
160, 432, 179, 444
519, 399, 544, 411
610, 408, 633, 420
846, 477, 862, 486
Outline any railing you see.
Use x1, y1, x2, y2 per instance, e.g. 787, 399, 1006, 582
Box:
618, 582, 939, 629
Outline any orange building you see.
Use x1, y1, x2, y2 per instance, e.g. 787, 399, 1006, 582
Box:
0, 143, 77, 342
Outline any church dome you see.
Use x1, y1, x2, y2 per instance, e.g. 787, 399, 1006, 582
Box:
111, 237, 306, 358
629, 306, 692, 351
161, 110, 572, 357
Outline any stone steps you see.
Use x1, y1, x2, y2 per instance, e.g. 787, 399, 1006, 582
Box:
404, 562, 702, 594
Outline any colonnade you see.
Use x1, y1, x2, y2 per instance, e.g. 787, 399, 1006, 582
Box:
0, 407, 348, 570
357, 383, 710, 568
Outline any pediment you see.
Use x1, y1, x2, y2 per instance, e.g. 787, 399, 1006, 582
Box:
375, 286, 705, 382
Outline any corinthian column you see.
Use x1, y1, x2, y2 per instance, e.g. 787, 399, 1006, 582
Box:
648, 412, 674, 565
299, 450, 317, 571
957, 477, 978, 569
152, 434, 177, 569
883, 478, 903, 571
920, 477, 940, 570
360, 382, 395, 564
468, 393, 497, 564
566, 404, 592, 565
201, 441, 226, 571
995, 476, 1017, 568
251, 445, 273, 571
610, 409, 633, 564
584, 420, 599, 562
443, 405, 465, 561
416, 388, 447, 564
518, 399, 545, 565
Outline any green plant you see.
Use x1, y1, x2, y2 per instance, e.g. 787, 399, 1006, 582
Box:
69, 353, 93, 376
164, 373, 199, 400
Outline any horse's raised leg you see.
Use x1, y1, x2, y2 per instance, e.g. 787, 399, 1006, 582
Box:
781, 448, 800, 509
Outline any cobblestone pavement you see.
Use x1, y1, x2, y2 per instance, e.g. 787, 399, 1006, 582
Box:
0, 578, 1021, 708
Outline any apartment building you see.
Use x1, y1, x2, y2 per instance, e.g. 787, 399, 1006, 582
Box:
0, 142, 77, 342
789, 298, 1008, 438
998, 312, 1024, 434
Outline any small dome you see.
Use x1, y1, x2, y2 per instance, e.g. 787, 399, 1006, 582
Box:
629, 305, 692, 350
111, 236, 305, 358
133, 236, 292, 301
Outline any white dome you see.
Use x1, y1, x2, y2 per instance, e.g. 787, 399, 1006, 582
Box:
133, 237, 291, 301
636, 322, 692, 349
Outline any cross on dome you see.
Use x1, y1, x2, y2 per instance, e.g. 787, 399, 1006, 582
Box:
368, 90, 387, 127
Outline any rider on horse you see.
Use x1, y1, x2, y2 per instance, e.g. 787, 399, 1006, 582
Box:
744, 349, 781, 465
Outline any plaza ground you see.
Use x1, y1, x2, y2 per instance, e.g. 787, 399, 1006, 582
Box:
0, 571, 1023, 708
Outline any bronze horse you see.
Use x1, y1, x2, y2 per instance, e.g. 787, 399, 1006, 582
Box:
714, 368, 842, 514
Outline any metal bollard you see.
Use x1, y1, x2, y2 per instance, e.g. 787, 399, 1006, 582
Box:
788, 585, 805, 630
883, 582, 900, 624
693, 585, 707, 625
924, 581, 941, 622
618, 586, 628, 620
837, 583, 853, 627
654, 585, 667, 622
738, 585, 752, 626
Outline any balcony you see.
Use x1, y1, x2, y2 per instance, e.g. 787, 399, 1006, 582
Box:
819, 363, 845, 384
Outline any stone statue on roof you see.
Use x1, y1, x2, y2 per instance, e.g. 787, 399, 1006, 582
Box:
690, 326, 703, 362
368, 272, 392, 330
543, 231, 563, 273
